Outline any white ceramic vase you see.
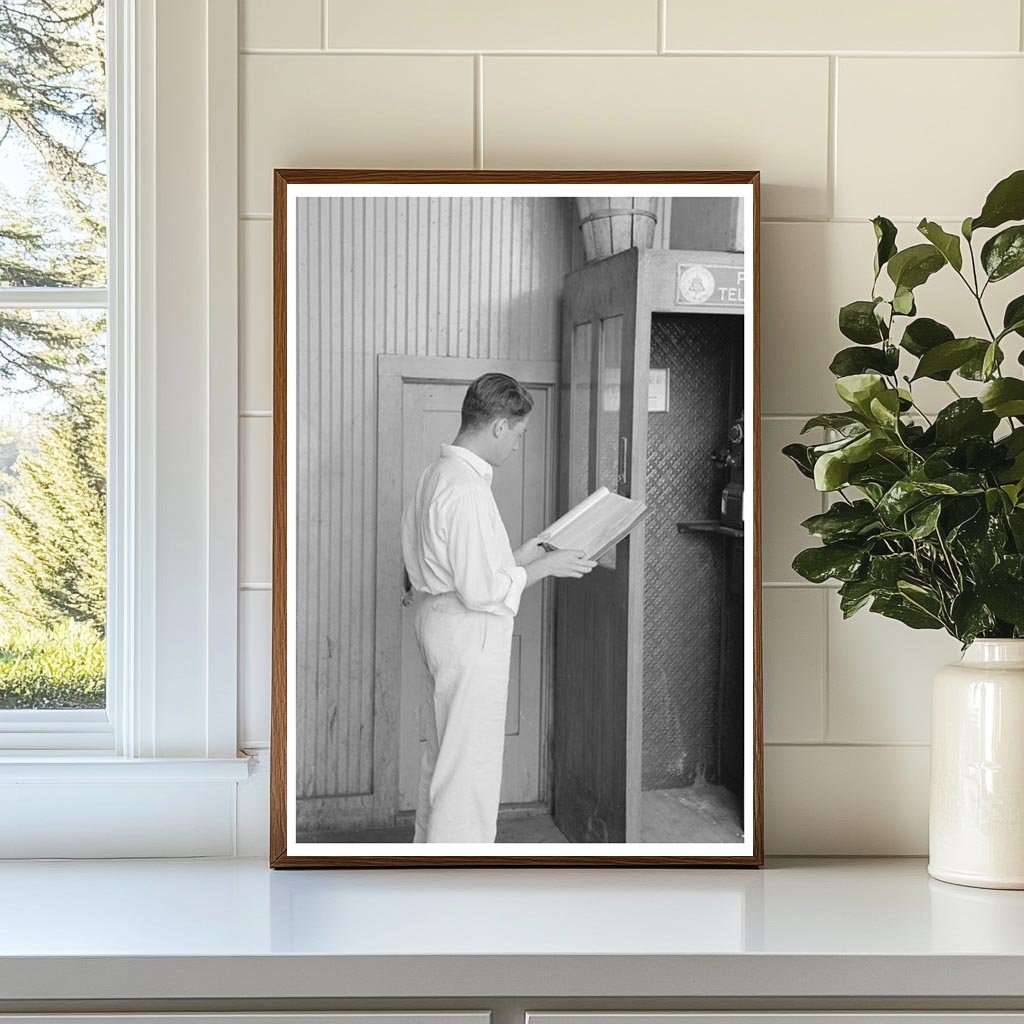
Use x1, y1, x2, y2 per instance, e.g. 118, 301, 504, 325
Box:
929, 639, 1024, 888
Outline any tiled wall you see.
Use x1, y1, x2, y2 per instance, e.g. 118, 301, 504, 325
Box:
236, 0, 1024, 854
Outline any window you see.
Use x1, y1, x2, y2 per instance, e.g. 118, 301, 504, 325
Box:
0, 0, 242, 796
0, 0, 110, 745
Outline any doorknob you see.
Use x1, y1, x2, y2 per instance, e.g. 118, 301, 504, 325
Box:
618, 436, 629, 488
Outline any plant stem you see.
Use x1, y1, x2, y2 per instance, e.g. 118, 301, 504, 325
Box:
968, 236, 981, 299
935, 526, 965, 592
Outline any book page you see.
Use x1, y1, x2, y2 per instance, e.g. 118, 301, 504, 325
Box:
541, 489, 648, 560
536, 486, 609, 543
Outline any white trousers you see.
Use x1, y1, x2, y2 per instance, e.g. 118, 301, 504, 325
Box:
412, 592, 514, 843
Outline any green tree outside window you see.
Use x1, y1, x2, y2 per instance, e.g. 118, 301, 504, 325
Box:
0, 1, 107, 708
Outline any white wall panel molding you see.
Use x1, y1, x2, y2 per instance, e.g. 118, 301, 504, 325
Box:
481, 56, 830, 220
239, 54, 475, 214
238, 47, 1024, 57
241, 0, 321, 50
664, 0, 1020, 53
226, 2, 1024, 857
835, 57, 1024, 220
326, 0, 657, 51
766, 744, 930, 854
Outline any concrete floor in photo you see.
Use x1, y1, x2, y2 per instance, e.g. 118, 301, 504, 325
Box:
303, 781, 742, 844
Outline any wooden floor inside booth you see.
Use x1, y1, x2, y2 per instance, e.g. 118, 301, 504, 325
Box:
303, 781, 743, 845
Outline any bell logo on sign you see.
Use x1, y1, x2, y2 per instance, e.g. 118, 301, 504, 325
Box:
677, 265, 716, 304
676, 263, 745, 307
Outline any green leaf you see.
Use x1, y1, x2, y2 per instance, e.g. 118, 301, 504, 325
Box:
1008, 508, 1024, 548
932, 470, 987, 494
911, 337, 988, 381
962, 216, 974, 241
934, 398, 999, 444
900, 317, 955, 362
908, 500, 942, 539
981, 225, 1024, 283
800, 501, 879, 543
839, 299, 887, 345
917, 218, 963, 272
872, 215, 898, 277
997, 318, 1024, 341
949, 437, 1005, 472
976, 580, 1024, 629
998, 434, 1024, 483
959, 344, 1004, 381
1006, 428, 1024, 456
782, 442, 815, 479
985, 487, 1008, 514
982, 341, 1000, 381
868, 389, 902, 430
951, 505, 1007, 573
814, 451, 851, 491
800, 413, 866, 435
971, 168, 1024, 232
980, 378, 1024, 418
829, 345, 899, 378
887, 243, 946, 291
868, 552, 915, 587
809, 434, 865, 456
1003, 295, 1024, 340
1005, 481, 1024, 506
950, 593, 995, 644
877, 479, 958, 523
855, 481, 885, 504
835, 373, 886, 413
871, 594, 943, 630
838, 579, 883, 618
844, 431, 887, 463
918, 451, 954, 478
792, 542, 866, 583
892, 286, 916, 316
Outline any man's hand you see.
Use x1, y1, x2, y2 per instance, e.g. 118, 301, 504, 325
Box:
540, 548, 597, 579
514, 536, 547, 567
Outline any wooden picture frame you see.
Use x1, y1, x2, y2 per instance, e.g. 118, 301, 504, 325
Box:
270, 170, 763, 867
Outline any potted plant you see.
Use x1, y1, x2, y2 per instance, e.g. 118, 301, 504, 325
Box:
784, 168, 1024, 889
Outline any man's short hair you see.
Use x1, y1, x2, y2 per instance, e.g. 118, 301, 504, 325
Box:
460, 373, 534, 432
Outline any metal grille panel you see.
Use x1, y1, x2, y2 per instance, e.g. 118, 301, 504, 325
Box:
642, 313, 742, 790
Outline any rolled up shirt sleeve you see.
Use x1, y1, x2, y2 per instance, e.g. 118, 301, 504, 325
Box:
440, 488, 527, 617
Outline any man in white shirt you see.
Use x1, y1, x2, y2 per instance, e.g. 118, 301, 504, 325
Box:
401, 373, 596, 843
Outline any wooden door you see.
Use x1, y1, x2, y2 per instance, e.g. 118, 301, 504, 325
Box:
554, 248, 648, 843
376, 356, 560, 829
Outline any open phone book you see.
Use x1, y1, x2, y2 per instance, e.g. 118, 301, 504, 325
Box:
537, 486, 649, 561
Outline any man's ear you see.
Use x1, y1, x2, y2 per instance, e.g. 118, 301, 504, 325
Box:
492, 417, 508, 438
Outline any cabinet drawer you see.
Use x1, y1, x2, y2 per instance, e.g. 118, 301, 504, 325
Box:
0, 1016, 489, 1024
528, 1016, 1024, 1024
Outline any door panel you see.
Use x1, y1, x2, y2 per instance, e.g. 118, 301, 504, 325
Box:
554, 249, 643, 843
397, 381, 551, 811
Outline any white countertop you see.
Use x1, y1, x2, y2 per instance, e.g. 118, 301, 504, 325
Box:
2, 856, 1024, 1001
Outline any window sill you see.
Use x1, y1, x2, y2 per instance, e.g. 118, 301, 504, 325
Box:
0, 754, 253, 782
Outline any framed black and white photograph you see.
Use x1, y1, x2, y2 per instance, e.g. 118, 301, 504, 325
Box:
270, 170, 762, 867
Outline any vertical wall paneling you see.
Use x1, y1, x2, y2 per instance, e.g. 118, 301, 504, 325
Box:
294, 197, 573, 802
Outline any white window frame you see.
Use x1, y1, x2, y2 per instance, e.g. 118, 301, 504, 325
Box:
0, 0, 248, 795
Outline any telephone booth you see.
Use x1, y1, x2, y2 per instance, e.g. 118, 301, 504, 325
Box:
554, 247, 746, 843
